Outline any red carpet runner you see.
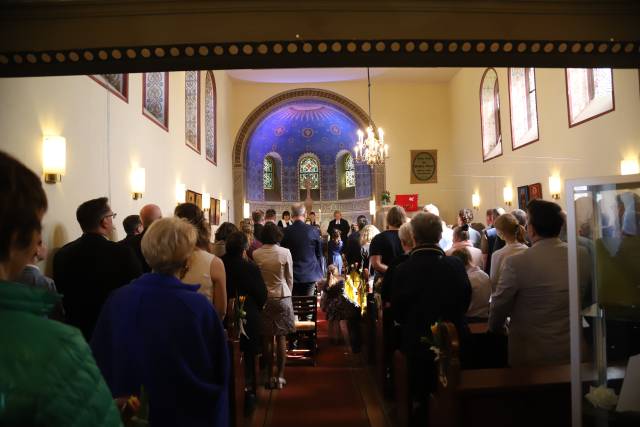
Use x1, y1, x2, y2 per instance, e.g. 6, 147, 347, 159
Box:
264, 310, 372, 427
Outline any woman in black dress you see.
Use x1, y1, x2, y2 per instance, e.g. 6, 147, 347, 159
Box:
221, 231, 267, 409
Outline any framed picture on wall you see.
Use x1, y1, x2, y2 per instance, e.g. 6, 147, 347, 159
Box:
517, 185, 530, 210
208, 197, 221, 226
528, 183, 543, 201
186, 190, 202, 209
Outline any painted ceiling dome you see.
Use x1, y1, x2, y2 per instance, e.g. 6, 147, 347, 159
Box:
246, 98, 372, 201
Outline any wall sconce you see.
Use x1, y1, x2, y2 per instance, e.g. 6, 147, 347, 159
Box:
503, 186, 513, 207
472, 192, 480, 210
369, 199, 376, 216
42, 135, 66, 183
621, 159, 639, 175
243, 202, 250, 219
175, 183, 186, 204
549, 175, 562, 200
130, 168, 145, 200
202, 192, 211, 211
220, 199, 227, 214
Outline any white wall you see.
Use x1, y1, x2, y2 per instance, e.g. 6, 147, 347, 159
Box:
449, 68, 640, 222
0, 71, 235, 272
229, 78, 455, 220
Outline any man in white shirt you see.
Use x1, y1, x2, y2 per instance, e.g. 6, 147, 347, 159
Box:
489, 199, 571, 367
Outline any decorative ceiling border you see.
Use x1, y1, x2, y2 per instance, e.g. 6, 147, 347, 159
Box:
1, 39, 639, 77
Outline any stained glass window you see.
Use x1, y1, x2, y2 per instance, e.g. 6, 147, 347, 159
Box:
480, 68, 502, 161
345, 153, 355, 188
299, 156, 320, 189
90, 74, 128, 101
205, 71, 217, 164
263, 157, 274, 190
566, 68, 614, 127
509, 67, 539, 149
185, 71, 200, 152
143, 72, 168, 129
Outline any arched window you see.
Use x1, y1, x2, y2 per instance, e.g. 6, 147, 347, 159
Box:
566, 68, 614, 127
480, 68, 502, 161
205, 71, 217, 165
264, 155, 282, 201
509, 68, 539, 150
184, 71, 200, 153
345, 153, 355, 188
337, 152, 356, 200
299, 155, 320, 201
263, 157, 274, 190
142, 72, 169, 130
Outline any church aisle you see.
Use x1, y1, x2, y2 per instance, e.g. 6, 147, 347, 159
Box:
250, 310, 388, 427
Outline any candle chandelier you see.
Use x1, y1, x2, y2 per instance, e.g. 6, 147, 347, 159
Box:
354, 68, 389, 166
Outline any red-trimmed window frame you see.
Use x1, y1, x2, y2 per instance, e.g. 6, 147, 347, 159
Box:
565, 68, 615, 128
479, 67, 503, 162
507, 67, 540, 151
205, 70, 218, 165
142, 72, 169, 131
89, 74, 129, 103
184, 71, 201, 154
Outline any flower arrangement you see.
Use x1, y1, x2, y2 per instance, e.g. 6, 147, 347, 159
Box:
381, 190, 391, 205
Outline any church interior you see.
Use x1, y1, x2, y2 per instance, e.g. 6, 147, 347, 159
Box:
1, 1, 639, 427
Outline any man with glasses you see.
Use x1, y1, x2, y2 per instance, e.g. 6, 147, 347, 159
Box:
53, 197, 142, 340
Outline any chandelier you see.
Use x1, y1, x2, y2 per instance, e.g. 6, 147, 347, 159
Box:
354, 68, 388, 166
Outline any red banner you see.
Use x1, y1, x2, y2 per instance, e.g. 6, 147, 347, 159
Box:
394, 194, 419, 212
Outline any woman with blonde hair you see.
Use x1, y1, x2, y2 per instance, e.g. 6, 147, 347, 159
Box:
92, 217, 230, 426
240, 218, 262, 260
489, 212, 528, 291
175, 203, 227, 319
359, 224, 380, 281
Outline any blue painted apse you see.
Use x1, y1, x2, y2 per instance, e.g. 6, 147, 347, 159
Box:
246, 99, 372, 202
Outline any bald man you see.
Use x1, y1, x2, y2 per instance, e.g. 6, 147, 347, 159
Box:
134, 204, 162, 272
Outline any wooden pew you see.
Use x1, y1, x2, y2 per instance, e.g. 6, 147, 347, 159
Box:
392, 323, 625, 427
227, 337, 245, 427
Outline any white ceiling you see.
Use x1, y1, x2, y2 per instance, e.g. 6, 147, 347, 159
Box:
227, 68, 460, 84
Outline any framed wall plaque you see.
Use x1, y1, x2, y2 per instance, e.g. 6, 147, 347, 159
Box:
528, 182, 543, 201
517, 185, 530, 210
186, 189, 202, 209
410, 150, 438, 184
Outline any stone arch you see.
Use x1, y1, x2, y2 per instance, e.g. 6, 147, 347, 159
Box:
232, 88, 385, 222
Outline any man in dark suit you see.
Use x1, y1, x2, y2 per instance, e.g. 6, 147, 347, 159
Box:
132, 204, 162, 273
342, 215, 368, 267
481, 208, 505, 274
252, 209, 265, 242
281, 203, 323, 296
327, 210, 350, 242
118, 214, 142, 254
392, 212, 471, 423
53, 197, 142, 340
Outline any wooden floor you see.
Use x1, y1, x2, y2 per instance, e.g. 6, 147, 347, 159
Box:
247, 317, 391, 427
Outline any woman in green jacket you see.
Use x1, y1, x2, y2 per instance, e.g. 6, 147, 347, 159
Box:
0, 150, 122, 427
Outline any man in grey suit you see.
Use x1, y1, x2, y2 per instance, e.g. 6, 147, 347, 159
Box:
281, 203, 323, 296
489, 199, 578, 367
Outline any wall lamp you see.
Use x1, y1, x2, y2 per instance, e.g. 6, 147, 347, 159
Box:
175, 183, 186, 204
472, 192, 481, 210
130, 168, 145, 200
243, 202, 251, 219
503, 186, 513, 207
202, 192, 211, 211
621, 158, 639, 175
549, 175, 562, 200
42, 135, 66, 184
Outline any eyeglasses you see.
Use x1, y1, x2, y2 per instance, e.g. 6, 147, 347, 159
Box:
103, 212, 117, 220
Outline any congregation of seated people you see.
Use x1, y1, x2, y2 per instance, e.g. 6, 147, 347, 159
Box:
0, 148, 590, 426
